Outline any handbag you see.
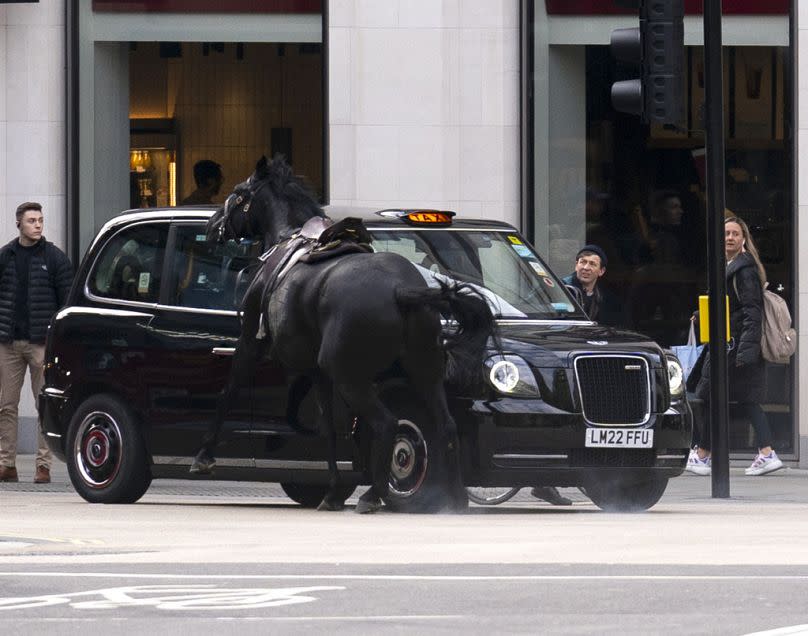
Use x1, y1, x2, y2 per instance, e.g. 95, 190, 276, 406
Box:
670, 321, 704, 381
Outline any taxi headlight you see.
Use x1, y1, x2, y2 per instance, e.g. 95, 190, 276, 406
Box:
666, 356, 685, 397
485, 355, 540, 397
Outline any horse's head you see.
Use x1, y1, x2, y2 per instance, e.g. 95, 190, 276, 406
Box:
205, 155, 324, 247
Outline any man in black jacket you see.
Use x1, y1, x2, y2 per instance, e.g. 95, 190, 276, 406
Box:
561, 244, 623, 327
0, 202, 73, 483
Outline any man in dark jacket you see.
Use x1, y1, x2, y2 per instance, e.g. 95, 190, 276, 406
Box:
0, 202, 73, 483
561, 244, 623, 327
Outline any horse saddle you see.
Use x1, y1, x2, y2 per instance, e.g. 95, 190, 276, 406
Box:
258, 217, 373, 298
299, 217, 373, 264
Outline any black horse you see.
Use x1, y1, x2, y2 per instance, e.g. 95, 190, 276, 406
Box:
192, 156, 496, 513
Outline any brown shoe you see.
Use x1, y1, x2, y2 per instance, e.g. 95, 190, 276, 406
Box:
34, 466, 51, 484
0, 466, 19, 482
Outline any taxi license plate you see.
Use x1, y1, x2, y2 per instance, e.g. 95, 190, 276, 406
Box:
585, 428, 653, 448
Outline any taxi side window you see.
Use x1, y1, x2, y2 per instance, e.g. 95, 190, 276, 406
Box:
167, 225, 258, 310
89, 223, 168, 303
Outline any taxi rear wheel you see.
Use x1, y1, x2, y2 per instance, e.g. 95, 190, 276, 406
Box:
280, 483, 357, 508
583, 476, 668, 512
66, 394, 152, 504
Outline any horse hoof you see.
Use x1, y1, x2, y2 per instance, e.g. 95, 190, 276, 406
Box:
189, 461, 214, 475
317, 498, 346, 512
189, 450, 216, 475
354, 498, 382, 514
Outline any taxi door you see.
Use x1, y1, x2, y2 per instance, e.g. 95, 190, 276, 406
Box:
144, 221, 253, 462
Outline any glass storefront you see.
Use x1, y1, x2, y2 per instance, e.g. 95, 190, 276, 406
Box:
128, 41, 323, 209
70, 1, 323, 255
530, 5, 796, 456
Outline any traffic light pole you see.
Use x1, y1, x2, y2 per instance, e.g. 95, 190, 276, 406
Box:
703, 0, 730, 498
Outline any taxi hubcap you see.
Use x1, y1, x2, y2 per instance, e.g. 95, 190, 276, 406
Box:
74, 411, 123, 488
388, 419, 428, 497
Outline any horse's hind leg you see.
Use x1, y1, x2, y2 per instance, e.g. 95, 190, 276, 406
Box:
314, 376, 346, 511
335, 381, 396, 514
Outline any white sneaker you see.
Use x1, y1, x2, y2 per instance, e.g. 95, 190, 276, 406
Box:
745, 450, 784, 476
685, 451, 711, 476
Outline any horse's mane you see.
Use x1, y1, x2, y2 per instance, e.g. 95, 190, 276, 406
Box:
256, 155, 324, 222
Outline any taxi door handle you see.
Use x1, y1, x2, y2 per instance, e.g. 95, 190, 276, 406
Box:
212, 347, 236, 357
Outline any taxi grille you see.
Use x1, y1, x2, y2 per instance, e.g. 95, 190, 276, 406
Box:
569, 449, 656, 468
574, 355, 651, 425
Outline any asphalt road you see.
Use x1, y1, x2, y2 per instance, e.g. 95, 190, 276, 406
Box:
2, 458, 808, 634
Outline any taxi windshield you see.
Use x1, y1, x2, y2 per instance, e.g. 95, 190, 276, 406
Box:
369, 229, 587, 320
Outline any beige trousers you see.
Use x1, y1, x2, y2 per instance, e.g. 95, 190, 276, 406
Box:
0, 341, 51, 469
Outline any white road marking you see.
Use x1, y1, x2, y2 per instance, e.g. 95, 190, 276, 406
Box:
1, 572, 808, 581
216, 615, 464, 621
0, 543, 33, 550
0, 585, 345, 611
744, 627, 808, 636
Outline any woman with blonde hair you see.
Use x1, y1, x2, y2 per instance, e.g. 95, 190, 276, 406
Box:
686, 214, 783, 476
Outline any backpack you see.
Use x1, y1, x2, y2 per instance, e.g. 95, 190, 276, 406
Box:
761, 286, 797, 364
733, 276, 796, 364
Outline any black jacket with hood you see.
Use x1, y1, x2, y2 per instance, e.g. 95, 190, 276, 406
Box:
693, 251, 766, 403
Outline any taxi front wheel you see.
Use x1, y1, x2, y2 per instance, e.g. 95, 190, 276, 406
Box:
582, 476, 668, 513
66, 394, 152, 504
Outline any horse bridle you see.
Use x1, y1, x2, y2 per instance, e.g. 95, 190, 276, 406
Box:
218, 175, 270, 242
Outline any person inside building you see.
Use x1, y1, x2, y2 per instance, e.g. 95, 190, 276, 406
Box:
638, 190, 686, 267
686, 214, 783, 477
628, 190, 694, 345
0, 202, 74, 483
180, 159, 224, 206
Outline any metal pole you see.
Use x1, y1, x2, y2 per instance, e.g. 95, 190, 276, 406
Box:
703, 0, 730, 497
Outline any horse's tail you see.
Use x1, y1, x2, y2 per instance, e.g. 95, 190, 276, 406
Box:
395, 281, 498, 390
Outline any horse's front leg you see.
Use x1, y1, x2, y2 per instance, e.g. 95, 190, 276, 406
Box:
190, 334, 263, 474
404, 362, 468, 513
442, 413, 468, 512
314, 376, 346, 511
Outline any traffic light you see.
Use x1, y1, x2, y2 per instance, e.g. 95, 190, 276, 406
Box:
610, 0, 685, 125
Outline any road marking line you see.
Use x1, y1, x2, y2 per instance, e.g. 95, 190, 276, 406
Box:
216, 615, 464, 621
2, 572, 808, 581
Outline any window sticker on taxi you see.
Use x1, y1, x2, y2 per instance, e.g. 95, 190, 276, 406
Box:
528, 261, 547, 276
138, 272, 150, 294
507, 235, 523, 245
511, 244, 532, 258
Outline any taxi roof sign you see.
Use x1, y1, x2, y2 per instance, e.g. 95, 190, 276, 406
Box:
378, 209, 455, 225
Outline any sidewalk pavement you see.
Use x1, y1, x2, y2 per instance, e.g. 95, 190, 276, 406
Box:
6, 454, 808, 506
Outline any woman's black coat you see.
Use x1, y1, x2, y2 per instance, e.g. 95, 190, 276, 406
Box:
692, 252, 766, 404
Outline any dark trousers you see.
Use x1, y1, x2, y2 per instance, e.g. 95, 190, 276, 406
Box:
691, 397, 773, 451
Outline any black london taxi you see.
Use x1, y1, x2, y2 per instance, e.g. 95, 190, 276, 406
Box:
39, 206, 692, 512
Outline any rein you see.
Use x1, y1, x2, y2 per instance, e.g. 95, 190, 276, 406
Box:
217, 177, 270, 242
